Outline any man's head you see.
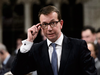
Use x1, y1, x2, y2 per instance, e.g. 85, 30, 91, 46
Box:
38, 5, 61, 21
87, 42, 98, 59
81, 26, 96, 43
38, 5, 63, 42
96, 28, 100, 45
0, 43, 9, 62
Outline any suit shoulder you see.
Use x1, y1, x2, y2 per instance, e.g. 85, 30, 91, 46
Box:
67, 37, 85, 42
65, 36, 86, 45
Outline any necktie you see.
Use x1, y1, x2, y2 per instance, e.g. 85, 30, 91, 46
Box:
51, 43, 58, 75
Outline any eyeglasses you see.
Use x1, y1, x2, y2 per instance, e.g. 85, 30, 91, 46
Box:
40, 21, 60, 29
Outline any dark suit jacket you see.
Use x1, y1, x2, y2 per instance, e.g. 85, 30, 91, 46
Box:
11, 36, 97, 75
0, 56, 14, 75
6, 56, 14, 70
97, 43, 100, 60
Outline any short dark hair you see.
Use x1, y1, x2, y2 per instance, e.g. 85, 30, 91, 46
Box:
82, 26, 95, 34
38, 5, 61, 21
96, 28, 100, 33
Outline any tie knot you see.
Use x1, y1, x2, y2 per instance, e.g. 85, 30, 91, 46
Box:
51, 43, 56, 48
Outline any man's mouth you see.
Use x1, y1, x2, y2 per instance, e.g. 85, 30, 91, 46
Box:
47, 33, 54, 36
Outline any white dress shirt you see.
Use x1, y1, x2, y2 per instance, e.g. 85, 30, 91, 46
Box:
20, 33, 64, 70
47, 33, 63, 69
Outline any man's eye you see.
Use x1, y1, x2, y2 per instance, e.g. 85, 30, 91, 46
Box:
51, 22, 55, 24
43, 23, 48, 25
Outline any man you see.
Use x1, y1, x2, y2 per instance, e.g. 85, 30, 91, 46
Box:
96, 28, 100, 60
0, 57, 2, 70
96, 28, 100, 45
87, 42, 100, 75
11, 5, 97, 75
81, 26, 96, 44
0, 43, 14, 75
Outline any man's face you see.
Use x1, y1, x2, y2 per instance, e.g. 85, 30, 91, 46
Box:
81, 29, 95, 43
39, 12, 63, 42
0, 50, 4, 62
87, 43, 96, 58
96, 32, 100, 44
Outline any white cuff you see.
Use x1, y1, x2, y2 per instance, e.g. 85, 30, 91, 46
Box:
20, 40, 33, 53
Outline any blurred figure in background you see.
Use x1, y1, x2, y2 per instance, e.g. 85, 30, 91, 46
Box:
12, 38, 22, 56
96, 28, 100, 60
87, 42, 100, 75
12, 33, 27, 56
96, 28, 100, 45
0, 43, 14, 75
81, 26, 97, 44
0, 57, 2, 70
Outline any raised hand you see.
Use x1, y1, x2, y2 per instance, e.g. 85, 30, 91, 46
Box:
26, 23, 41, 42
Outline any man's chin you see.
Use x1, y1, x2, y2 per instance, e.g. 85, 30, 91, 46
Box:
48, 37, 56, 42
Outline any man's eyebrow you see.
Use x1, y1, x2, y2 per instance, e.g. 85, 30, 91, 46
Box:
41, 19, 55, 24
50, 19, 55, 22
41, 22, 48, 24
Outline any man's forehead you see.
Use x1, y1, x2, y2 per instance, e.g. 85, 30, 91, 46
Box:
40, 12, 58, 19
40, 15, 58, 23
83, 29, 93, 34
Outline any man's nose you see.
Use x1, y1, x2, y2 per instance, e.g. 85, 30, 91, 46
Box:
47, 25, 52, 30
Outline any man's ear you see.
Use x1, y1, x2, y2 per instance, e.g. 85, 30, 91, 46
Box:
60, 20, 63, 29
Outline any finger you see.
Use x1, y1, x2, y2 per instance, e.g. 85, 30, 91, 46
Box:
36, 23, 41, 28
28, 26, 36, 36
28, 28, 34, 36
33, 23, 41, 33
30, 25, 37, 34
30, 23, 41, 35
34, 26, 38, 33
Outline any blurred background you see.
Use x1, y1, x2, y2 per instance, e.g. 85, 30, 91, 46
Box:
0, 0, 100, 54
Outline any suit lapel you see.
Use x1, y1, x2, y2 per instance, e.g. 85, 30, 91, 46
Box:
40, 41, 53, 75
58, 36, 71, 75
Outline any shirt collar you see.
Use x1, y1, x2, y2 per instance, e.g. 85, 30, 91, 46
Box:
47, 33, 64, 46
3, 54, 10, 65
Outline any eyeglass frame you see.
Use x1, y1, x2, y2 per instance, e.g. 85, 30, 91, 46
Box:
40, 20, 60, 29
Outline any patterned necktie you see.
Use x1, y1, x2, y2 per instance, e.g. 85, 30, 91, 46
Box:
51, 43, 58, 75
